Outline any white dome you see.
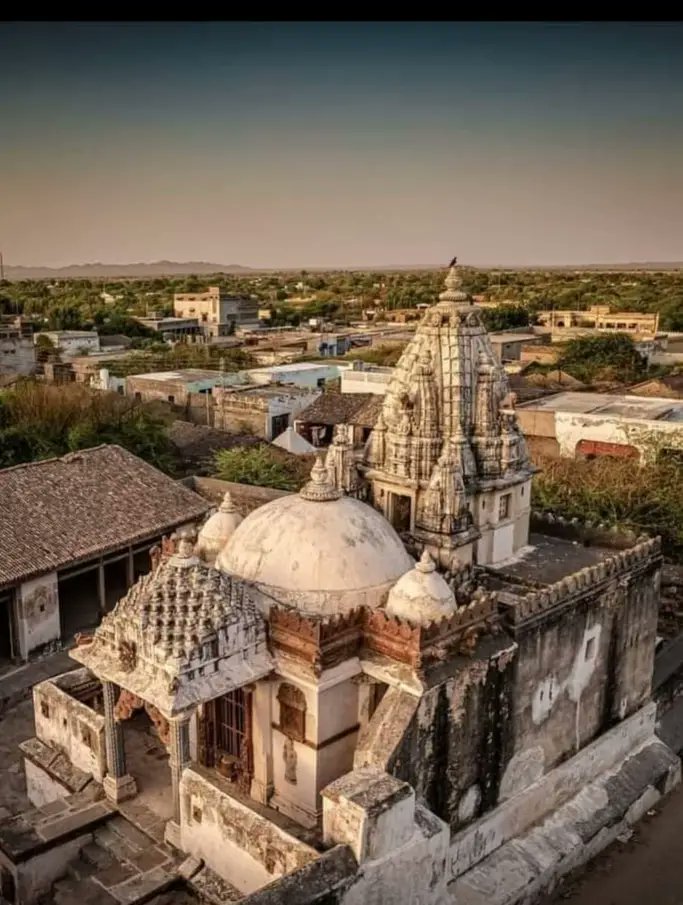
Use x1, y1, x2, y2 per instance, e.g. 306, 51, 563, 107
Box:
386, 550, 457, 625
216, 459, 412, 615
196, 492, 243, 564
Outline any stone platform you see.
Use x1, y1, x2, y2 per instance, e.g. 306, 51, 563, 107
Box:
450, 737, 681, 905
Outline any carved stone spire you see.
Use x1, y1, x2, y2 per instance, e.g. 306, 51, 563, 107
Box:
438, 263, 469, 305
325, 425, 360, 496
362, 258, 534, 566
300, 455, 342, 502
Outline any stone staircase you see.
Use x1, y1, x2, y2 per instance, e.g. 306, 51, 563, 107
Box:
51, 814, 186, 905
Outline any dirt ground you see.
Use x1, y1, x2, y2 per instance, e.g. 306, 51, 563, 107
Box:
540, 781, 683, 905
0, 699, 36, 816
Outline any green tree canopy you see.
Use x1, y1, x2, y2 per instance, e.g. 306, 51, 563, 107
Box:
212, 445, 309, 491
559, 333, 647, 383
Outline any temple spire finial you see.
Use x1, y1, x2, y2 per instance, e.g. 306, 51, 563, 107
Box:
300, 454, 342, 502
439, 256, 468, 303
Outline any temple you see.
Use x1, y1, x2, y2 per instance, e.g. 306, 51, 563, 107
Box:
2, 263, 678, 905
337, 263, 533, 566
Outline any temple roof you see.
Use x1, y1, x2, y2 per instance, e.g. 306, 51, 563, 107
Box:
364, 264, 532, 489
217, 458, 413, 616
71, 533, 273, 716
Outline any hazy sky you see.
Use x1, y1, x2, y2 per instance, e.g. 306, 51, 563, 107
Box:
2, 21, 682, 268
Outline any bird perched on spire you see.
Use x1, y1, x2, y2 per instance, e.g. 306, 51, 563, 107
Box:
449, 255, 458, 267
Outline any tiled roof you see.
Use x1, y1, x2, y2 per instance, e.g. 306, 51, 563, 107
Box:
295, 392, 377, 427
0, 445, 210, 588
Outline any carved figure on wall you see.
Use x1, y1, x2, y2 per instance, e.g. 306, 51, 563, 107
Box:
283, 736, 297, 785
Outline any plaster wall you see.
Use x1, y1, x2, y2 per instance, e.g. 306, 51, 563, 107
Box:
503, 560, 659, 796
33, 677, 106, 781
448, 701, 660, 881
392, 643, 516, 832
554, 410, 683, 462
0, 833, 91, 905
17, 573, 60, 660
24, 758, 71, 808
180, 767, 318, 894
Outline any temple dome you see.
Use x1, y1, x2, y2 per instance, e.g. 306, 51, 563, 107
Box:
217, 458, 413, 615
196, 492, 243, 564
385, 550, 457, 625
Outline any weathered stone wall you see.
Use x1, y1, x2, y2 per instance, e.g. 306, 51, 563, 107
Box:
180, 766, 318, 895
33, 672, 106, 781
17, 573, 60, 660
390, 641, 517, 832
500, 549, 660, 799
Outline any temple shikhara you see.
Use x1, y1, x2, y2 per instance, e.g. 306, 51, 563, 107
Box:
1, 264, 677, 905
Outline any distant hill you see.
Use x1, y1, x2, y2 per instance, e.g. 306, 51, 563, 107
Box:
3, 260, 683, 280
3, 261, 255, 280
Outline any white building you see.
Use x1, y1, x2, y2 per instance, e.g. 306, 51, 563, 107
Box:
38, 330, 101, 357
516, 391, 683, 462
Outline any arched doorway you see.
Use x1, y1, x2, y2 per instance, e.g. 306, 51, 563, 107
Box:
115, 690, 174, 820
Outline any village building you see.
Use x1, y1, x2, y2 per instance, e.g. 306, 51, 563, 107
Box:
37, 330, 101, 358
515, 391, 683, 463
0, 318, 36, 380
213, 384, 321, 440
126, 369, 236, 406
0, 446, 209, 663
536, 305, 661, 340
2, 263, 679, 905
173, 287, 260, 335
488, 329, 546, 363
294, 392, 383, 448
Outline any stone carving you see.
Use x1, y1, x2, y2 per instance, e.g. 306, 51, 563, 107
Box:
360, 262, 533, 564
118, 639, 137, 672
283, 736, 297, 785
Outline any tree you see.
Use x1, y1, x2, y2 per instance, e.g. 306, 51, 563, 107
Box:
559, 333, 648, 384
480, 304, 531, 332
212, 445, 306, 491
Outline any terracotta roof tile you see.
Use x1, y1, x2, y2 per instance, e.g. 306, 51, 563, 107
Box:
0, 445, 210, 587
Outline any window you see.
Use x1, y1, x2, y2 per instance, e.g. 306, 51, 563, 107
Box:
277, 682, 306, 742
168, 395, 175, 404
498, 493, 511, 520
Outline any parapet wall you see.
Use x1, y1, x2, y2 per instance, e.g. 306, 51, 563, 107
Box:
503, 535, 662, 625
530, 508, 645, 550
32, 670, 106, 781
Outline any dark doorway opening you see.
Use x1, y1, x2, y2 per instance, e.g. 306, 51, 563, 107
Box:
58, 568, 100, 640
104, 559, 129, 611
0, 591, 15, 662
389, 492, 412, 533
133, 548, 152, 582
271, 413, 290, 438
368, 681, 389, 722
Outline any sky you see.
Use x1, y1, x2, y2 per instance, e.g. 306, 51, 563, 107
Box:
1, 21, 682, 268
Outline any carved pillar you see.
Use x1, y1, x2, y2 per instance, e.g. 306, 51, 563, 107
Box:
165, 712, 191, 847
102, 681, 137, 803
250, 681, 273, 804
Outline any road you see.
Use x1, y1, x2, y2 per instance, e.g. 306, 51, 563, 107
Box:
541, 781, 683, 905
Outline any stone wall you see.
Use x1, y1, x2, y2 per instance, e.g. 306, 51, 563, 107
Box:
390, 639, 516, 832
499, 539, 661, 800
179, 766, 318, 895
322, 767, 449, 905
32, 671, 106, 781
